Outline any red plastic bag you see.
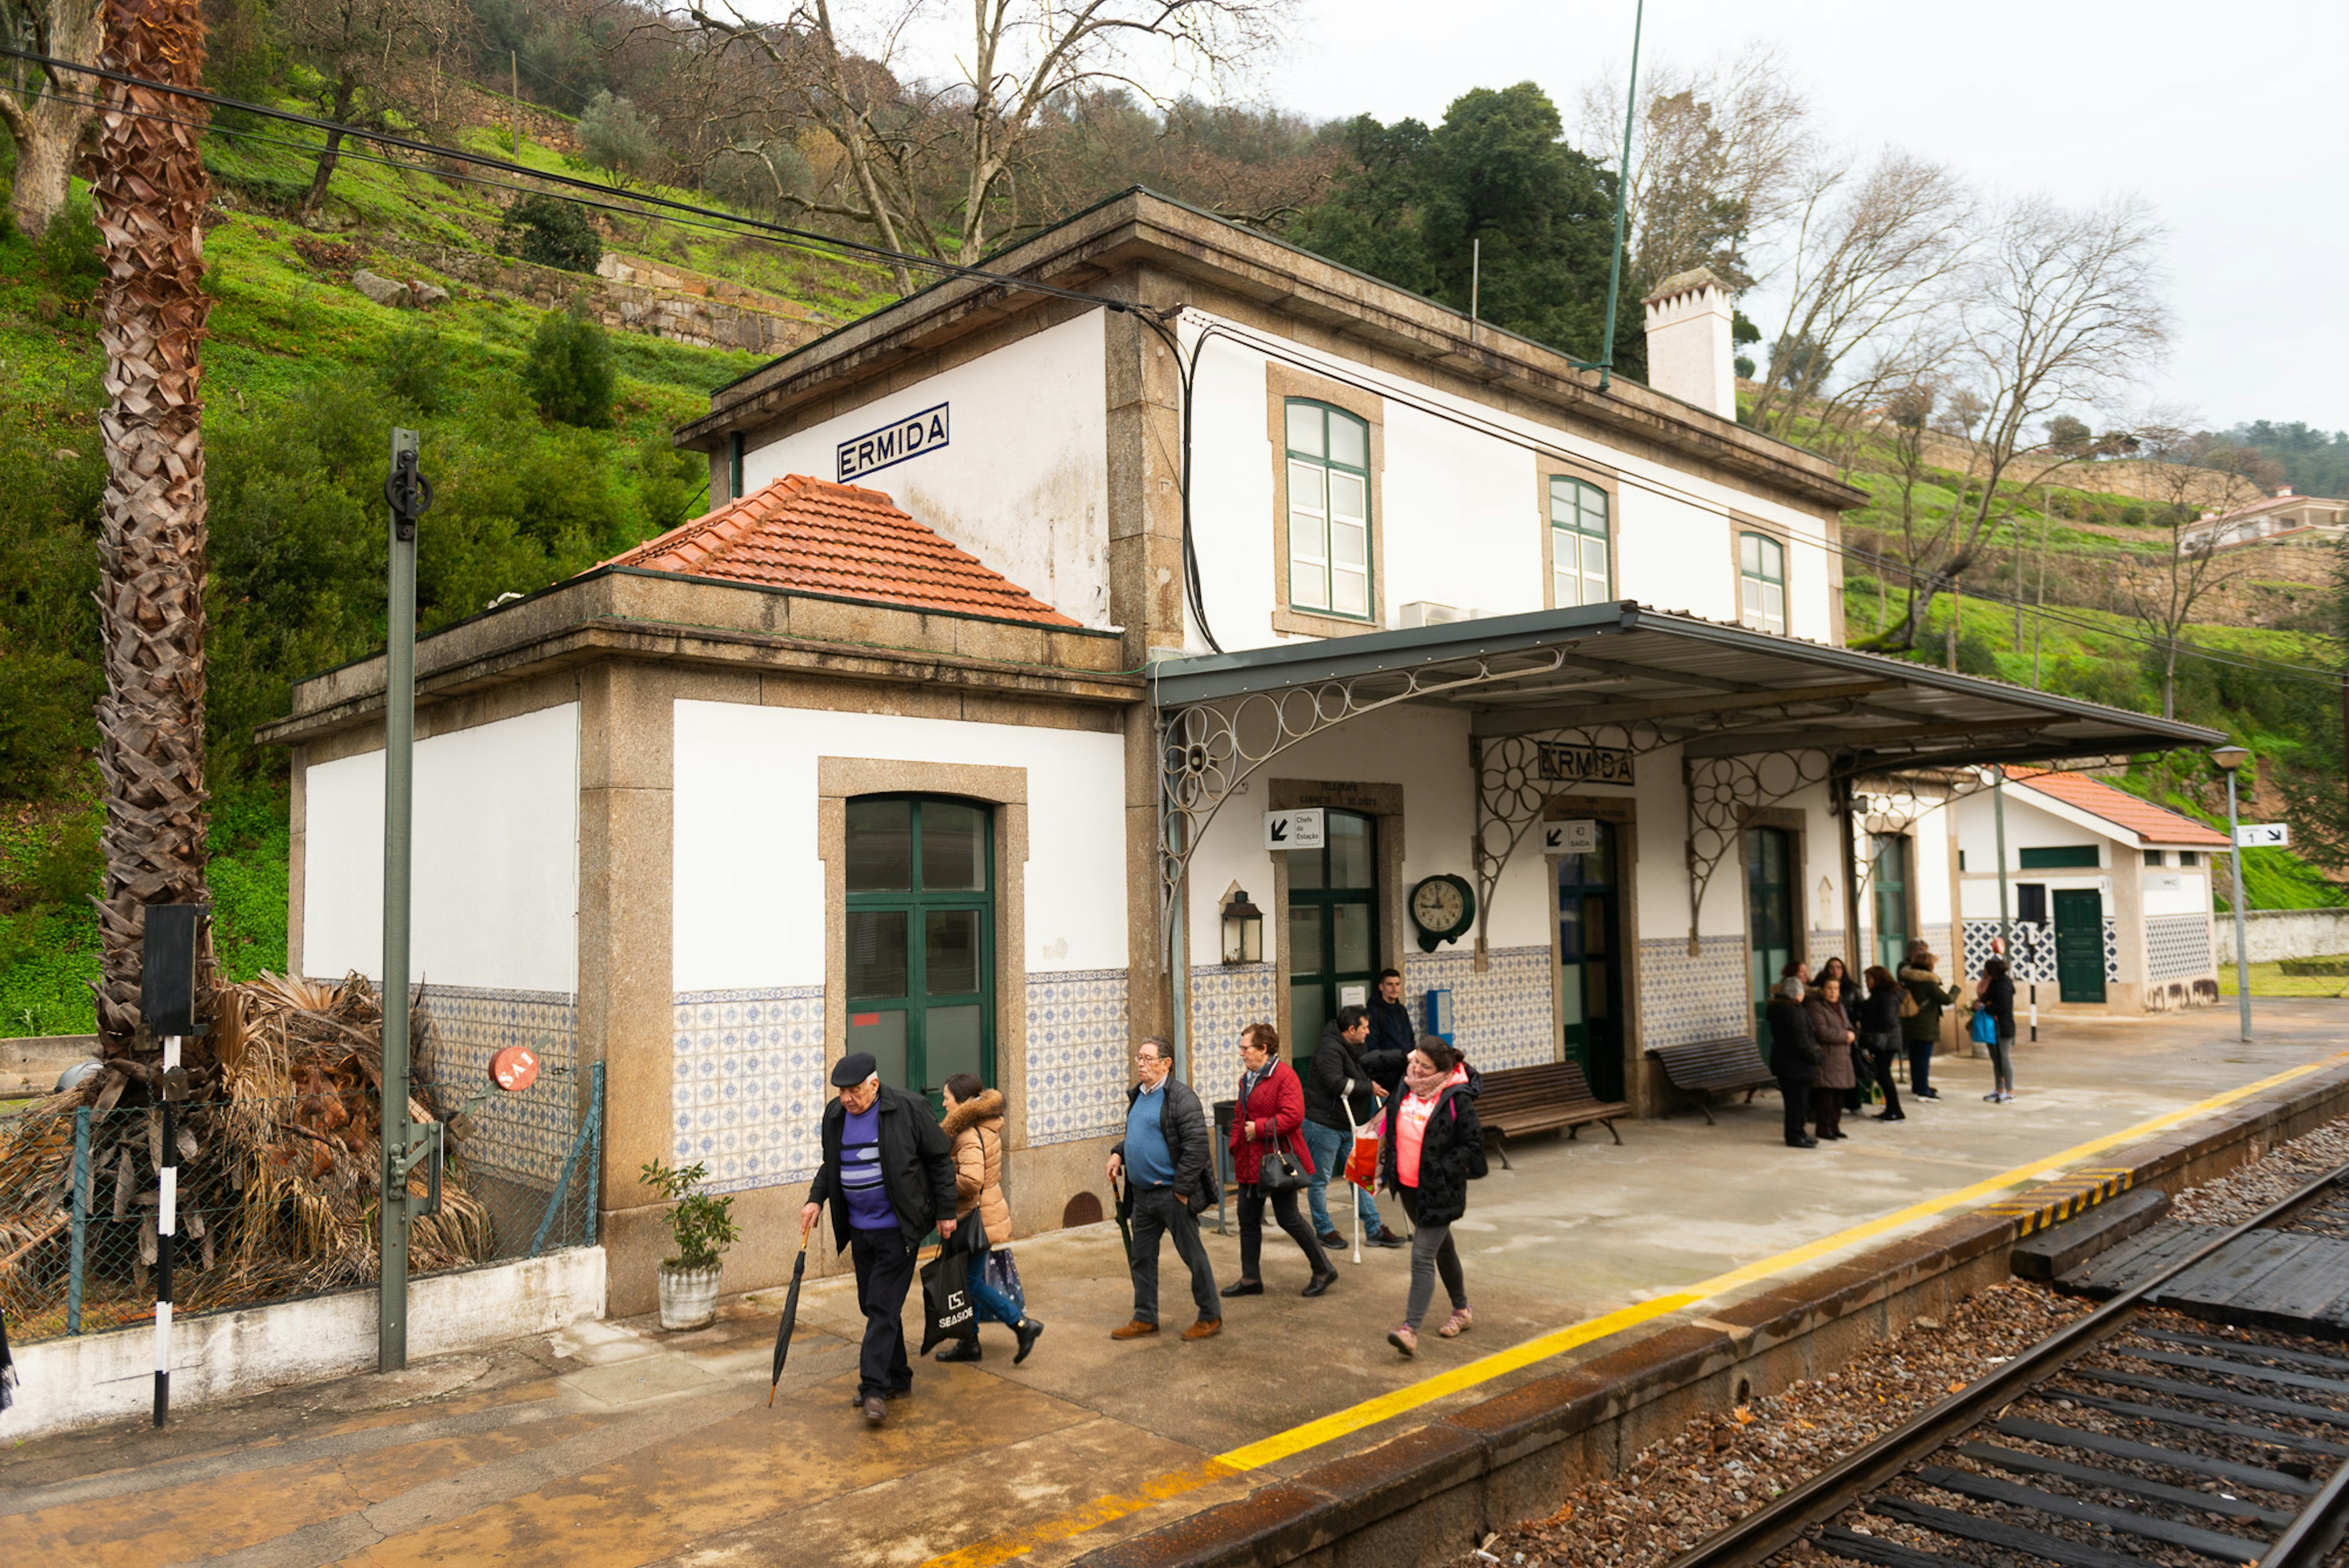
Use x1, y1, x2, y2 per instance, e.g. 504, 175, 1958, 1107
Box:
1345, 1131, 1379, 1191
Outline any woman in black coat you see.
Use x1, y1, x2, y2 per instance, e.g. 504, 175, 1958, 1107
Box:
1977, 956, 2018, 1103
1859, 965, 1906, 1122
1765, 977, 1820, 1150
1378, 1037, 1482, 1356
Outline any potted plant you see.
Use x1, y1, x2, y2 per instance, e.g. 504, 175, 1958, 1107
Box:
641, 1158, 739, 1330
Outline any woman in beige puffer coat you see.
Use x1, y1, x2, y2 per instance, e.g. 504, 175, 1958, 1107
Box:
936, 1075, 1042, 1365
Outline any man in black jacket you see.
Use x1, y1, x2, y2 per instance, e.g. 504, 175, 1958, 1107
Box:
1367, 970, 1415, 1064
1105, 1036, 1221, 1340
801, 1052, 959, 1422
1764, 979, 1821, 1150
1304, 1008, 1407, 1249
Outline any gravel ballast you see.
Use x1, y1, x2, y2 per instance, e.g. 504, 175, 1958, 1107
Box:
1457, 1115, 2349, 1568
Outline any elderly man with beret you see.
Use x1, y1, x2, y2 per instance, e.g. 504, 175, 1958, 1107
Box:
801, 1052, 960, 1424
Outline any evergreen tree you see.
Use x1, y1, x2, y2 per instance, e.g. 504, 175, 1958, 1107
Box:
500, 195, 603, 274
1284, 83, 1645, 377
522, 301, 615, 429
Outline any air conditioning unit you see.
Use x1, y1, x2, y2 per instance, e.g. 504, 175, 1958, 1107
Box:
1397, 601, 1481, 628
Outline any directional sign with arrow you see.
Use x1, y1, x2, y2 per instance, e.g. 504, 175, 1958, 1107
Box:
1264, 808, 1326, 851
2234, 823, 2291, 849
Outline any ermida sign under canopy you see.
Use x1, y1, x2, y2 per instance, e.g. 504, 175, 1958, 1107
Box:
837, 403, 949, 483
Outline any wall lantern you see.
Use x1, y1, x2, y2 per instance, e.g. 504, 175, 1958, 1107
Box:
2211, 745, 2251, 772
1220, 885, 1264, 965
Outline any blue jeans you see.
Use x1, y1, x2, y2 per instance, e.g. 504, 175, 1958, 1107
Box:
1303, 1119, 1379, 1236
967, 1244, 1022, 1328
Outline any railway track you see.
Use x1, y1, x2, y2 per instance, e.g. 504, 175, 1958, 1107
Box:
1664, 1160, 2349, 1568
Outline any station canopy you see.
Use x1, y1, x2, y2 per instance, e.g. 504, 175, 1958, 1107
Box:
1149, 601, 2224, 772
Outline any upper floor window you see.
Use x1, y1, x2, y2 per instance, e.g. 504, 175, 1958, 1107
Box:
1739, 532, 1786, 634
1549, 476, 1611, 608
1285, 399, 1371, 620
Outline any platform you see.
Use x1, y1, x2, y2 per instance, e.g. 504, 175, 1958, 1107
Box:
6, 1001, 2349, 1568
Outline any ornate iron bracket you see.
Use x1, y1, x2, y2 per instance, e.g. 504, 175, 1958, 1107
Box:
1156, 647, 1574, 969
1683, 749, 1840, 954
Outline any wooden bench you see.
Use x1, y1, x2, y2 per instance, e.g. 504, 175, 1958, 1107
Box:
1644, 1036, 1778, 1124
1474, 1061, 1628, 1169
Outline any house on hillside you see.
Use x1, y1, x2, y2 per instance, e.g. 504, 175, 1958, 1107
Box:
2180, 488, 2347, 554
1951, 770, 2227, 1014
267, 192, 2221, 1313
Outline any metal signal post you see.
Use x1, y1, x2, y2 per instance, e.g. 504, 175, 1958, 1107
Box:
380, 431, 434, 1372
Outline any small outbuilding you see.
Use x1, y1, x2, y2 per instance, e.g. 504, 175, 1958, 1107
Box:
1952, 769, 2228, 1013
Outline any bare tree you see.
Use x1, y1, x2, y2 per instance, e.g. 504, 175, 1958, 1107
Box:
677, 0, 1284, 292
1580, 43, 1814, 293
1865, 194, 2169, 652
276, 0, 467, 223
1740, 150, 1973, 450
1, 0, 102, 237
2123, 424, 2268, 718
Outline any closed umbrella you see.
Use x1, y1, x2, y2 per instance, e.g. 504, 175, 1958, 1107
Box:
1110, 1173, 1134, 1266
766, 1227, 812, 1407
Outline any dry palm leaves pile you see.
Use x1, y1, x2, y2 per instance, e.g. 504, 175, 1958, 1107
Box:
0, 974, 493, 1336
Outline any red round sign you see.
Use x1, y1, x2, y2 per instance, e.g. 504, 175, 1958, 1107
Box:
489, 1045, 540, 1092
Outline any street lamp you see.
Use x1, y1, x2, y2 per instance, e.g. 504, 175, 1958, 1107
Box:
2214, 745, 2253, 1042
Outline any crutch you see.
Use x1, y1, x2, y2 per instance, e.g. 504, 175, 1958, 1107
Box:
1342, 1081, 1367, 1265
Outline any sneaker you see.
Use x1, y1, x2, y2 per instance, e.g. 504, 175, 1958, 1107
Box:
1181, 1317, 1222, 1341
1438, 1307, 1474, 1339
1387, 1325, 1418, 1357
1317, 1230, 1344, 1248
1371, 1226, 1409, 1249
1110, 1319, 1159, 1340
1984, 1092, 2001, 1102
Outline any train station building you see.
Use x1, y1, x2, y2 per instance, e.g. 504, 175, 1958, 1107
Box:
266, 191, 2220, 1310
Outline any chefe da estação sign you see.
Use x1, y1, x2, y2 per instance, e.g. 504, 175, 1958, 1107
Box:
837, 403, 949, 483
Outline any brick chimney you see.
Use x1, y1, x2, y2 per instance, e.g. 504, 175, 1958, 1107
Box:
1641, 267, 1735, 420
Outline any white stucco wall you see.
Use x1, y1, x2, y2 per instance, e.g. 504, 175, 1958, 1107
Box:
670, 702, 1129, 990
1954, 791, 2117, 871
301, 704, 581, 991
738, 310, 1112, 628
1178, 313, 1835, 653
2143, 870, 2211, 917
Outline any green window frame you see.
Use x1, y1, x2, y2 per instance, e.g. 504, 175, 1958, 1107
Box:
1284, 399, 1373, 620
1739, 532, 1787, 634
843, 795, 994, 1107
2019, 844, 2101, 869
1549, 476, 1611, 608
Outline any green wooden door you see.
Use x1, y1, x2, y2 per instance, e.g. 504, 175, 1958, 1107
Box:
1555, 822, 1625, 1101
1288, 810, 1378, 1066
1871, 834, 1912, 973
2053, 888, 2107, 1004
844, 797, 994, 1109
1746, 826, 1797, 1051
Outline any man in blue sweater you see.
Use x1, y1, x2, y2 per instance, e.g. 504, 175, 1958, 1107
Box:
1105, 1037, 1220, 1340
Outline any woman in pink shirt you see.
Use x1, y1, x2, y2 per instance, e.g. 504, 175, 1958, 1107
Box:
1377, 1038, 1483, 1355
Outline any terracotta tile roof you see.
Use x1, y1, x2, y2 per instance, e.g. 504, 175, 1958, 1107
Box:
2007, 769, 2230, 847
602, 474, 1080, 628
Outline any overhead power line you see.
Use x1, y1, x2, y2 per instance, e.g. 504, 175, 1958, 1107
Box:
0, 45, 1158, 319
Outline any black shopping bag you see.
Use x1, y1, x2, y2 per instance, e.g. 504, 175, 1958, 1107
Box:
919, 1224, 982, 1354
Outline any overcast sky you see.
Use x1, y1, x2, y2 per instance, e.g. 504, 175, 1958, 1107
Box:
1255, 0, 2349, 434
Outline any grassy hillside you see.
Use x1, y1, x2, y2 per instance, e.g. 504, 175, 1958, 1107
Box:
0, 104, 892, 1035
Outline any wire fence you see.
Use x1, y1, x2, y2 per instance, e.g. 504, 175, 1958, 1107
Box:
0, 1063, 601, 1345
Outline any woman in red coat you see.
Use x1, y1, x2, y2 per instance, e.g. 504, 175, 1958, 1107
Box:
1224, 1022, 1338, 1299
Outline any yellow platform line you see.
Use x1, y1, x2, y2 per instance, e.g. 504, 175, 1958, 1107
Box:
925, 1051, 2348, 1568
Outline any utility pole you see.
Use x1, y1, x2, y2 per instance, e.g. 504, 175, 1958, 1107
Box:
2033, 489, 2051, 689
2216, 745, 2253, 1044
380, 430, 433, 1372
1594, 0, 1643, 392
1469, 236, 1480, 348
1946, 576, 1962, 671
2013, 512, 2024, 647
511, 53, 521, 156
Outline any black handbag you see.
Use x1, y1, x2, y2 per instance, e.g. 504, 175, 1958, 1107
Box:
918, 1221, 984, 1354
1258, 1146, 1309, 1192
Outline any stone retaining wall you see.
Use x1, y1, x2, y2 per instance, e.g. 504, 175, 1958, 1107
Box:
1083, 1058, 2349, 1567
2240, 907, 2349, 964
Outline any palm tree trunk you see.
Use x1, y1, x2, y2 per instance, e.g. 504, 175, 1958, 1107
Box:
91, 0, 217, 1074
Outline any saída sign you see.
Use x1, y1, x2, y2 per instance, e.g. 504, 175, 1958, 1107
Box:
837, 403, 949, 483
